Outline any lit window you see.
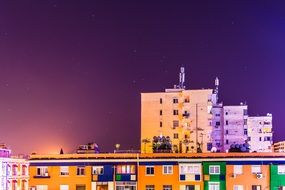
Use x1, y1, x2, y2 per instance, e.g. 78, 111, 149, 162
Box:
117, 165, 136, 174
36, 167, 48, 177
146, 166, 154, 175
77, 166, 85, 176
36, 185, 48, 190
233, 165, 243, 175
233, 185, 243, 190
209, 165, 220, 175
180, 164, 201, 174
209, 182, 220, 190
60, 166, 69, 176
163, 165, 173, 174
92, 166, 104, 175
60, 185, 69, 190
278, 165, 285, 174
251, 165, 261, 174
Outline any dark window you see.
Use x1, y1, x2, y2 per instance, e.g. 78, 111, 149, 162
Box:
146, 166, 154, 175
173, 110, 179, 115
76, 185, 86, 190
252, 185, 261, 190
174, 133, 178, 139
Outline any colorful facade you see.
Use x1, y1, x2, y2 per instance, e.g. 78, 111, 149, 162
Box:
0, 146, 29, 190
28, 152, 285, 190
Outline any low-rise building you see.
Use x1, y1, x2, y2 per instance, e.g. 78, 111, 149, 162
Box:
28, 152, 285, 190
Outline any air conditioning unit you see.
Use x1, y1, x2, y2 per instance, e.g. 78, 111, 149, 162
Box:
256, 173, 263, 179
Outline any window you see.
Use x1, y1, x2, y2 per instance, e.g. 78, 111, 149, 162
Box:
163, 165, 173, 174
173, 120, 179, 128
160, 98, 162, 104
209, 182, 220, 190
60, 185, 69, 190
146, 166, 154, 175
160, 110, 162, 115
252, 185, 261, 190
92, 166, 104, 175
251, 165, 261, 174
77, 166, 85, 176
36, 167, 48, 176
209, 165, 220, 175
163, 185, 172, 190
60, 166, 69, 176
278, 165, 285, 174
116, 165, 136, 174
146, 185, 154, 190
185, 186, 195, 190
173, 98, 178, 104
36, 185, 48, 190
76, 185, 86, 190
174, 133, 178, 139
234, 185, 243, 190
173, 110, 179, 115
180, 164, 201, 174
234, 165, 243, 174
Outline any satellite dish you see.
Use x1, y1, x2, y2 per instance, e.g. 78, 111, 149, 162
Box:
211, 147, 217, 152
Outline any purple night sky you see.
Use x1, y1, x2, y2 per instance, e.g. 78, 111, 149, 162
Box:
0, 1, 284, 154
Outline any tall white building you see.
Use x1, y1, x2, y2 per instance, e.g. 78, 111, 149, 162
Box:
222, 104, 248, 152
248, 114, 273, 152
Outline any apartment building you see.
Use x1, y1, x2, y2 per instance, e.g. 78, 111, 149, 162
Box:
222, 105, 248, 152
273, 141, 285, 153
28, 152, 285, 190
248, 114, 273, 152
0, 145, 29, 190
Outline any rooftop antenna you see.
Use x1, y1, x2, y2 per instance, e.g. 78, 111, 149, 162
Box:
214, 77, 219, 103
178, 67, 185, 89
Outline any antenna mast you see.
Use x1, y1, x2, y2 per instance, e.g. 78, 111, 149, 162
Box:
178, 67, 185, 89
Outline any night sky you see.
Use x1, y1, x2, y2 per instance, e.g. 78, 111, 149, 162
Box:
0, 1, 285, 154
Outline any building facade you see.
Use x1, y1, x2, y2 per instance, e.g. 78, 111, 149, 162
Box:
141, 88, 217, 153
28, 152, 285, 190
0, 146, 29, 190
248, 114, 273, 152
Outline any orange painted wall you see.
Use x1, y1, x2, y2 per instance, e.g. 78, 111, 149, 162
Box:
226, 165, 270, 189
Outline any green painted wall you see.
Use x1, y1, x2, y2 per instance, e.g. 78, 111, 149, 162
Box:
203, 162, 226, 190
270, 164, 285, 190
